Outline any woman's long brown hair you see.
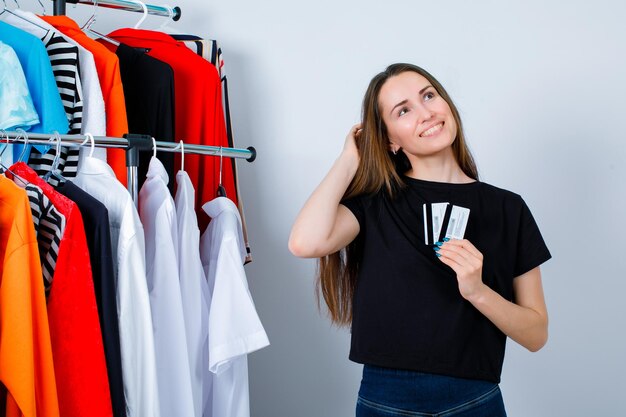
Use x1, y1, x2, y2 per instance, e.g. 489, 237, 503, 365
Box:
317, 63, 479, 326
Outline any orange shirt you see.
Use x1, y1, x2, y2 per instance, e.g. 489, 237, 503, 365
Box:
0, 176, 60, 417
40, 15, 129, 186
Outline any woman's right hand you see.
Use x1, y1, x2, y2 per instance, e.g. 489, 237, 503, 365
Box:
342, 123, 362, 165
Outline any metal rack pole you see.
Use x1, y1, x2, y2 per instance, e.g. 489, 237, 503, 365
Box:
52, 0, 181, 20
2, 131, 256, 203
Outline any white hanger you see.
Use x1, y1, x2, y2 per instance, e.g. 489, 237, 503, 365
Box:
173, 140, 185, 171
80, 133, 96, 158
151, 137, 157, 158
132, 0, 148, 29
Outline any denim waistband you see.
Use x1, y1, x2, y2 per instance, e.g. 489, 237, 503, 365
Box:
358, 365, 499, 413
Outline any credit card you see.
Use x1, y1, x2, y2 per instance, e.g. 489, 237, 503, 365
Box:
431, 203, 449, 244
444, 205, 470, 240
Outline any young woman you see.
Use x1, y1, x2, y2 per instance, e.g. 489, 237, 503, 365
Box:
289, 63, 551, 416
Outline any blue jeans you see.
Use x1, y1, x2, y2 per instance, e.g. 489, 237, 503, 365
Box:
356, 365, 507, 416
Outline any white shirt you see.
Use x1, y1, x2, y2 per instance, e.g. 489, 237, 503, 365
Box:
73, 156, 160, 417
7, 10, 107, 161
139, 157, 195, 417
175, 170, 210, 417
200, 197, 270, 417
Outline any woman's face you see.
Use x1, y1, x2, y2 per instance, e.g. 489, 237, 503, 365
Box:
378, 71, 457, 158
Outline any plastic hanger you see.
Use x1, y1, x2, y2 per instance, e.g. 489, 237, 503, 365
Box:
81, 132, 96, 158
0, 130, 29, 186
81, 0, 120, 46
151, 137, 157, 158
0, 129, 11, 173
15, 128, 30, 162
43, 132, 67, 183
157, 3, 181, 34
132, 0, 148, 29
216, 146, 226, 197
173, 140, 185, 172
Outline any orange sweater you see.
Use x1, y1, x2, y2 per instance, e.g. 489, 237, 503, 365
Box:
0, 176, 60, 417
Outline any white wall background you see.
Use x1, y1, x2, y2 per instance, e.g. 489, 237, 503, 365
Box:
17, 0, 626, 415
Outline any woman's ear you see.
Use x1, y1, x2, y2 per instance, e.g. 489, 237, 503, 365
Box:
388, 142, 399, 155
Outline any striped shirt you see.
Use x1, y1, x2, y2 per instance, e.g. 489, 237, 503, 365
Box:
24, 183, 66, 295
28, 30, 83, 180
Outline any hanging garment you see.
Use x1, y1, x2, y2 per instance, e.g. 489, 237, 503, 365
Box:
139, 157, 195, 417
41, 15, 128, 185
175, 170, 210, 417
55, 180, 126, 417
199, 197, 269, 417
5, 10, 107, 139
171, 34, 252, 262
0, 21, 68, 161
73, 156, 160, 417
0, 175, 60, 417
0, 40, 39, 131
104, 43, 175, 195
28, 30, 85, 179
22, 182, 66, 295
108, 29, 238, 230
9, 162, 114, 417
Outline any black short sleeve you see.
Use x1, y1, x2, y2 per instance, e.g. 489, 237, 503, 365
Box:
513, 198, 552, 277
341, 194, 366, 227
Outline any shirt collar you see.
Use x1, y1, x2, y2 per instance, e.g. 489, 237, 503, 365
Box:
108, 28, 178, 45
39, 15, 82, 33
202, 196, 241, 221
146, 156, 169, 185
77, 156, 118, 178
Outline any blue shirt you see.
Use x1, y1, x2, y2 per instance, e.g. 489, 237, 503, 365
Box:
0, 21, 68, 159
0, 41, 39, 131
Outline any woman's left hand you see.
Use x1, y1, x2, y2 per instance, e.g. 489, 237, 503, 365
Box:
436, 239, 486, 301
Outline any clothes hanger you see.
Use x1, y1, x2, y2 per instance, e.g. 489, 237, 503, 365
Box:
216, 145, 226, 197
81, 132, 96, 158
43, 132, 67, 183
81, 0, 120, 46
132, 0, 148, 29
173, 140, 185, 172
15, 128, 31, 162
157, 3, 180, 34
0, 129, 30, 186
0, 0, 47, 29
151, 137, 157, 159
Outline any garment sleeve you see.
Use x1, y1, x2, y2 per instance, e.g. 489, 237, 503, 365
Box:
208, 233, 269, 374
513, 197, 552, 277
341, 194, 366, 226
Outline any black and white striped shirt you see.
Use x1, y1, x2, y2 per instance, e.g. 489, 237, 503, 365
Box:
28, 30, 83, 179
24, 183, 66, 295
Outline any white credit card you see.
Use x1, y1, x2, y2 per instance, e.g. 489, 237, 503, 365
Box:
444, 205, 470, 240
432, 203, 449, 244
423, 204, 429, 245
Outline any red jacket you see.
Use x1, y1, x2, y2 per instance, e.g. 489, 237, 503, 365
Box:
10, 163, 113, 417
105, 29, 238, 230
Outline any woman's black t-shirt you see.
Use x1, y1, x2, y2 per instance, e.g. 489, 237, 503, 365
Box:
341, 176, 551, 383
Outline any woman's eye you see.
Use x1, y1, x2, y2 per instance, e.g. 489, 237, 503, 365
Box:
424, 91, 436, 101
398, 107, 408, 116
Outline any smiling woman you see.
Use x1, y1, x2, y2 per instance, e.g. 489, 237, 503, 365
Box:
289, 63, 552, 416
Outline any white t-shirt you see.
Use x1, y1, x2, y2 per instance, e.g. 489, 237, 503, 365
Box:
139, 157, 195, 417
73, 156, 160, 417
200, 197, 270, 417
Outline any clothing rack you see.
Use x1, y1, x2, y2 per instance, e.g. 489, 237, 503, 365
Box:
3, 131, 256, 203
52, 0, 181, 21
